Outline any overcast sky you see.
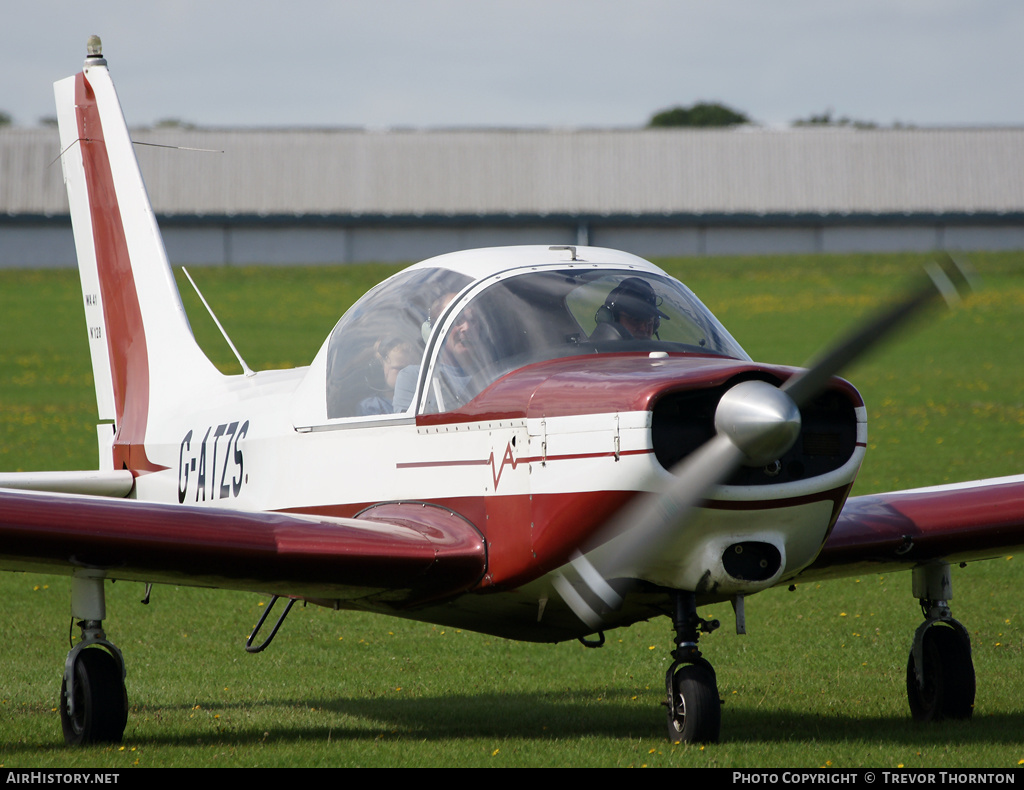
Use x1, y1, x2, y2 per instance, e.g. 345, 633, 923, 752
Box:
6, 1, 1023, 129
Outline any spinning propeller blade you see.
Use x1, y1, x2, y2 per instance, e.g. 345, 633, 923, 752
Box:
556, 254, 975, 627
782, 253, 975, 409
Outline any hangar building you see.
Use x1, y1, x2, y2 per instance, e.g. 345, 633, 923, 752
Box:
2, 125, 1022, 267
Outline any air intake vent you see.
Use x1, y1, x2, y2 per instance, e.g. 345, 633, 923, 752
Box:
722, 541, 782, 582
651, 378, 858, 486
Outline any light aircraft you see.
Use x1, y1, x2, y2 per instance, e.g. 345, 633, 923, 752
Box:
2, 38, 1024, 747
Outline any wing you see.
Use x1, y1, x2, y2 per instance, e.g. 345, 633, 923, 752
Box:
795, 474, 1024, 582
0, 489, 486, 606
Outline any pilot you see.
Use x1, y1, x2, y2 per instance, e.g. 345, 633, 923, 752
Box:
357, 337, 417, 415
594, 277, 670, 340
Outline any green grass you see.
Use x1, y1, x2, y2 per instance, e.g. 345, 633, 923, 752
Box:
1, 251, 1023, 767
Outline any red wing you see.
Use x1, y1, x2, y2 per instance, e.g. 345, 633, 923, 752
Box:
797, 475, 1024, 582
0, 489, 486, 606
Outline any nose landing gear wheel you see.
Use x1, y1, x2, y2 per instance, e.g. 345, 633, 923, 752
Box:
60, 648, 128, 745
667, 663, 721, 744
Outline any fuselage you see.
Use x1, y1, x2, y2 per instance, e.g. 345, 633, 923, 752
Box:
125, 249, 867, 641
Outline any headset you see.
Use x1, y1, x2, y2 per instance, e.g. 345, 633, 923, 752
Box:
595, 277, 669, 337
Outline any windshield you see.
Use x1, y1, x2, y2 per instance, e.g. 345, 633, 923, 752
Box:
418, 268, 748, 414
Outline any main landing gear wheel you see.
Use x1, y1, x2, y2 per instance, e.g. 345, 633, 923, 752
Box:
906, 624, 975, 722
667, 663, 721, 744
60, 648, 128, 745
906, 565, 975, 724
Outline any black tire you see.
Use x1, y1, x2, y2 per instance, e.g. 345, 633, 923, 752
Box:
906, 625, 975, 722
60, 649, 128, 745
667, 663, 721, 744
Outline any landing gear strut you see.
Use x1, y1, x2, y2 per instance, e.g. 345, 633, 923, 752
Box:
60, 576, 128, 745
906, 563, 975, 722
664, 591, 721, 743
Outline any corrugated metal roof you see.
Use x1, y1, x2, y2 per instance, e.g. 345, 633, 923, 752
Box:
3, 126, 1022, 217
0, 129, 68, 214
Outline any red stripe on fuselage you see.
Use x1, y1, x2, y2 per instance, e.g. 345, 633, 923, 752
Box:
396, 448, 651, 470
74, 72, 159, 473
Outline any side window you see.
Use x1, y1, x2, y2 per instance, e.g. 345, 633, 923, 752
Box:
324, 269, 471, 419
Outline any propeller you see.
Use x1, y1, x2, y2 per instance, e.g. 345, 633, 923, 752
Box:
554, 254, 975, 628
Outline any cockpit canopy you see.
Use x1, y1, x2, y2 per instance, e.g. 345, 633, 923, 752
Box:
325, 265, 748, 419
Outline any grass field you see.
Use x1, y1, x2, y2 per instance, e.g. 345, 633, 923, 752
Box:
0, 251, 1022, 768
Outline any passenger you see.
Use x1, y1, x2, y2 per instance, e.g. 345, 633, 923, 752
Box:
393, 292, 480, 413
357, 337, 417, 415
594, 277, 669, 340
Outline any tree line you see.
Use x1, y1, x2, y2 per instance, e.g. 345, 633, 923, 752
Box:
0, 103, 885, 129
647, 102, 884, 128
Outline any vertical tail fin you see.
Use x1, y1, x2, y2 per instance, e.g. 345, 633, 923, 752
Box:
54, 37, 219, 472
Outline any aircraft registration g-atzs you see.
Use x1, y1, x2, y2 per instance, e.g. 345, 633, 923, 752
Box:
3, 38, 1024, 747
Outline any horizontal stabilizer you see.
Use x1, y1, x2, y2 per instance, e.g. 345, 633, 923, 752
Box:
0, 470, 134, 497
